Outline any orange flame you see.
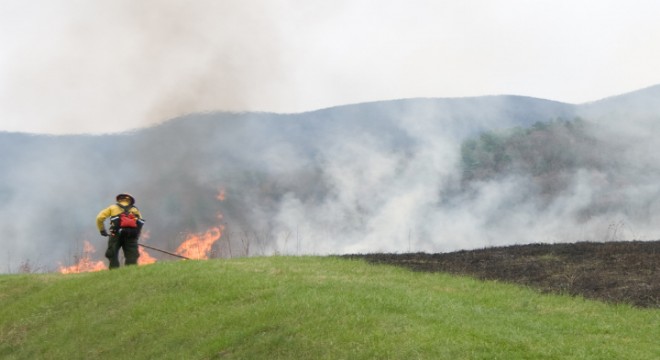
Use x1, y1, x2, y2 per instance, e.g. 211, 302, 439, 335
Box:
59, 232, 157, 273
175, 225, 224, 260
173, 188, 226, 260
138, 230, 157, 265
138, 246, 157, 264
216, 188, 226, 201
60, 188, 227, 271
58, 241, 106, 274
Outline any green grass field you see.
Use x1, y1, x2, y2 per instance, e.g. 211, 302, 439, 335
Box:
1, 256, 658, 359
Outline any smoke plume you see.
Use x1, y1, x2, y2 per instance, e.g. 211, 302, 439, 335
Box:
2, 86, 660, 272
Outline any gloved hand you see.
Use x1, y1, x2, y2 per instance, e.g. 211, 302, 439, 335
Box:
100, 230, 109, 237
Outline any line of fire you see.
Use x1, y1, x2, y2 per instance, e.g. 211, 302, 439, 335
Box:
58, 189, 226, 274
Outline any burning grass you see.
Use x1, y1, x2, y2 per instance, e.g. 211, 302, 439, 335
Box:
57, 241, 105, 274
175, 225, 224, 260
57, 224, 224, 273
56, 189, 228, 273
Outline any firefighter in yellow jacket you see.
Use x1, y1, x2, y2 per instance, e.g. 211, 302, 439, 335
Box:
96, 193, 145, 269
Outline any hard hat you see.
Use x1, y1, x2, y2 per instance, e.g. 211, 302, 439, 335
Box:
116, 193, 135, 205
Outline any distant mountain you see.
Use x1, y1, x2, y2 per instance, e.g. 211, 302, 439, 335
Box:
577, 84, 660, 121
1, 86, 659, 272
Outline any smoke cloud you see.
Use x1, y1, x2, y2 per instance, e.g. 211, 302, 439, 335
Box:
2, 1, 660, 272
0, 0, 295, 134
260, 89, 660, 257
3, 1, 660, 134
0, 86, 660, 272
4, 86, 660, 273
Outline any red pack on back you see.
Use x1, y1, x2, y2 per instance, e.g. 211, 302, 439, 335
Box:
119, 212, 138, 228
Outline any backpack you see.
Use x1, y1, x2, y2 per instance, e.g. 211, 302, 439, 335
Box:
118, 206, 138, 228
111, 204, 142, 230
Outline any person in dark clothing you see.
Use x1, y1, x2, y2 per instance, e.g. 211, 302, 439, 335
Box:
96, 193, 145, 269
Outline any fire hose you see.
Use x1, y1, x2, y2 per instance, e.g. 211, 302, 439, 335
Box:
138, 243, 190, 260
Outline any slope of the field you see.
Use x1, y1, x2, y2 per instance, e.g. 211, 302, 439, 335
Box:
1, 253, 658, 359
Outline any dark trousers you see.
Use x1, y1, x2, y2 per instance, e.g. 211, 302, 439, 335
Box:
105, 228, 140, 269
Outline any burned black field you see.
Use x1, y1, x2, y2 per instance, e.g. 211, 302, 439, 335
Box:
344, 240, 659, 308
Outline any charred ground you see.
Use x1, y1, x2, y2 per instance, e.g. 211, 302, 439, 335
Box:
344, 240, 659, 308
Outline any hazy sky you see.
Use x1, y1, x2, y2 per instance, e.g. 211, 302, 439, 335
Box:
1, 0, 659, 134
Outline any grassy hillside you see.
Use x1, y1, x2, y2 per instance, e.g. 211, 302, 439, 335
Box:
1, 256, 658, 359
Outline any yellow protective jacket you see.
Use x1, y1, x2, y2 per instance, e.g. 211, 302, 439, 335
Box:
96, 201, 143, 232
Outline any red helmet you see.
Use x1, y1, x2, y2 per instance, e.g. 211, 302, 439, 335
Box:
116, 193, 135, 205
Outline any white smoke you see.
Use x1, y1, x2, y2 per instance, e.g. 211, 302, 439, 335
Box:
2, 89, 659, 272
3, 1, 660, 134
267, 90, 660, 255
